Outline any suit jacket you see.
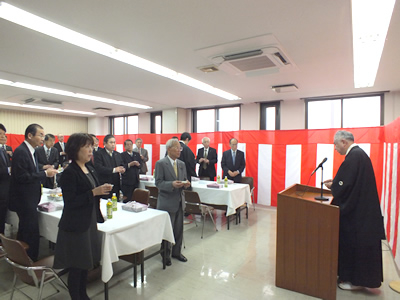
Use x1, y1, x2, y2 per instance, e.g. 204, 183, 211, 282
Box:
3, 145, 12, 162
178, 141, 197, 180
93, 148, 125, 187
58, 161, 104, 232
155, 156, 187, 213
121, 151, 141, 187
36, 146, 59, 188
133, 147, 148, 174
8, 142, 46, 212
196, 147, 217, 179
54, 141, 67, 165
0, 148, 10, 202
221, 149, 246, 183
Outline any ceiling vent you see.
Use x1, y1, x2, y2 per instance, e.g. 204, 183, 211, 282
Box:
198, 65, 219, 73
211, 47, 292, 75
93, 107, 112, 111
22, 98, 63, 107
271, 84, 298, 93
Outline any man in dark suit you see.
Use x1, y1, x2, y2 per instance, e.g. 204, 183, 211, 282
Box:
54, 134, 67, 166
8, 124, 58, 261
94, 134, 126, 199
121, 139, 142, 202
324, 130, 385, 290
179, 132, 196, 181
133, 138, 149, 175
196, 137, 218, 180
0, 124, 11, 234
155, 139, 190, 265
0, 135, 13, 162
221, 138, 246, 183
36, 134, 59, 188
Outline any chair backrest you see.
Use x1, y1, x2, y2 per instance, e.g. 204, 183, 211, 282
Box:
147, 186, 159, 198
241, 176, 254, 190
131, 188, 150, 205
0, 233, 38, 286
184, 191, 202, 214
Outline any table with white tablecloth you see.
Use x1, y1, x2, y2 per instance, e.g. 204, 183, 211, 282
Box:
38, 193, 174, 283
139, 176, 251, 216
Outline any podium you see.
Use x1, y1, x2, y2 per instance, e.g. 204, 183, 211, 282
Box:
275, 184, 339, 300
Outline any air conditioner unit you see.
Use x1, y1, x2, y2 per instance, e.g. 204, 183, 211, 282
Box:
22, 98, 63, 107
211, 47, 292, 75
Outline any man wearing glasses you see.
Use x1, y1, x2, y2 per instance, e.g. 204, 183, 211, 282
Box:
9, 124, 58, 261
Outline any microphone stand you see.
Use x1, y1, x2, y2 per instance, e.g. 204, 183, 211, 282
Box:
314, 165, 329, 201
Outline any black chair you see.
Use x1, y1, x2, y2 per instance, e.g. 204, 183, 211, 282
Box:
184, 191, 217, 238
0, 234, 68, 300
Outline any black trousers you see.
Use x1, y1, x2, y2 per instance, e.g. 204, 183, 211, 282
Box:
16, 207, 40, 261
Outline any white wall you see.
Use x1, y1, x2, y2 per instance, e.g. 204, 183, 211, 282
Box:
162, 109, 178, 133
88, 117, 108, 135
241, 103, 259, 130
0, 109, 88, 135
138, 112, 151, 133
280, 99, 305, 130
384, 91, 400, 125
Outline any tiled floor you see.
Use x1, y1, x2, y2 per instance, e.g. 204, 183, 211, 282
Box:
1, 206, 399, 299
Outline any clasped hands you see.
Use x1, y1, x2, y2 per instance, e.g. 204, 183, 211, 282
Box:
172, 180, 191, 188
228, 170, 239, 177
128, 161, 140, 168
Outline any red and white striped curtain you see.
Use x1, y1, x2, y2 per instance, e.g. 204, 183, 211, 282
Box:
6, 118, 400, 269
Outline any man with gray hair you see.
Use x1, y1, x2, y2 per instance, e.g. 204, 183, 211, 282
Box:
133, 138, 148, 174
324, 130, 385, 291
155, 138, 190, 265
196, 137, 218, 180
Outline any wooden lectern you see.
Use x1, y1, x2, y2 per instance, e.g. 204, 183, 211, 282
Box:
275, 184, 339, 300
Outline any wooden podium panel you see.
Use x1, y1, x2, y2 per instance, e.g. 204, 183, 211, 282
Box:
275, 184, 339, 300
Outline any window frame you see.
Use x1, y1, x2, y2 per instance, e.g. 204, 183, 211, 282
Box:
109, 114, 139, 135
260, 101, 281, 130
192, 104, 241, 133
304, 92, 384, 129
150, 111, 162, 134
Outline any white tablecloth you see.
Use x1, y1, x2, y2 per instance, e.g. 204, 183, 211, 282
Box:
139, 178, 251, 216
38, 192, 174, 282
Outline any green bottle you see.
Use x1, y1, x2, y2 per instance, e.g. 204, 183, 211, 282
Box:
112, 193, 118, 211
224, 176, 228, 188
107, 199, 113, 219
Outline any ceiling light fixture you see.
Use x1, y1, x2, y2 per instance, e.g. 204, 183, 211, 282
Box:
0, 2, 241, 101
351, 0, 396, 88
0, 79, 151, 109
0, 100, 96, 115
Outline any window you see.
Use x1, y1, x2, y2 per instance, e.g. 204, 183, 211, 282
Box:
306, 93, 383, 129
260, 101, 281, 130
193, 105, 240, 133
151, 112, 162, 134
110, 115, 139, 134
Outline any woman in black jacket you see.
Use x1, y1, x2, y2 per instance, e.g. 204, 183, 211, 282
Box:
53, 133, 112, 300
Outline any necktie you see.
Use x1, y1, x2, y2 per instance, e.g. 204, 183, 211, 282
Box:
173, 161, 178, 177
232, 151, 236, 165
46, 149, 50, 160
203, 149, 208, 169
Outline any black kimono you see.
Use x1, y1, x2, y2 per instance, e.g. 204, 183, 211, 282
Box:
331, 145, 385, 288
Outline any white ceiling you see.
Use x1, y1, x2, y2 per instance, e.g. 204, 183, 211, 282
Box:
0, 0, 399, 117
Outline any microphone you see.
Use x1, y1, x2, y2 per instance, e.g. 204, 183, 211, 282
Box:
311, 157, 327, 176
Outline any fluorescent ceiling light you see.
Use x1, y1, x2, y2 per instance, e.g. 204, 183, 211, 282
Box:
351, 0, 396, 88
0, 100, 96, 116
0, 2, 241, 101
0, 78, 151, 109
